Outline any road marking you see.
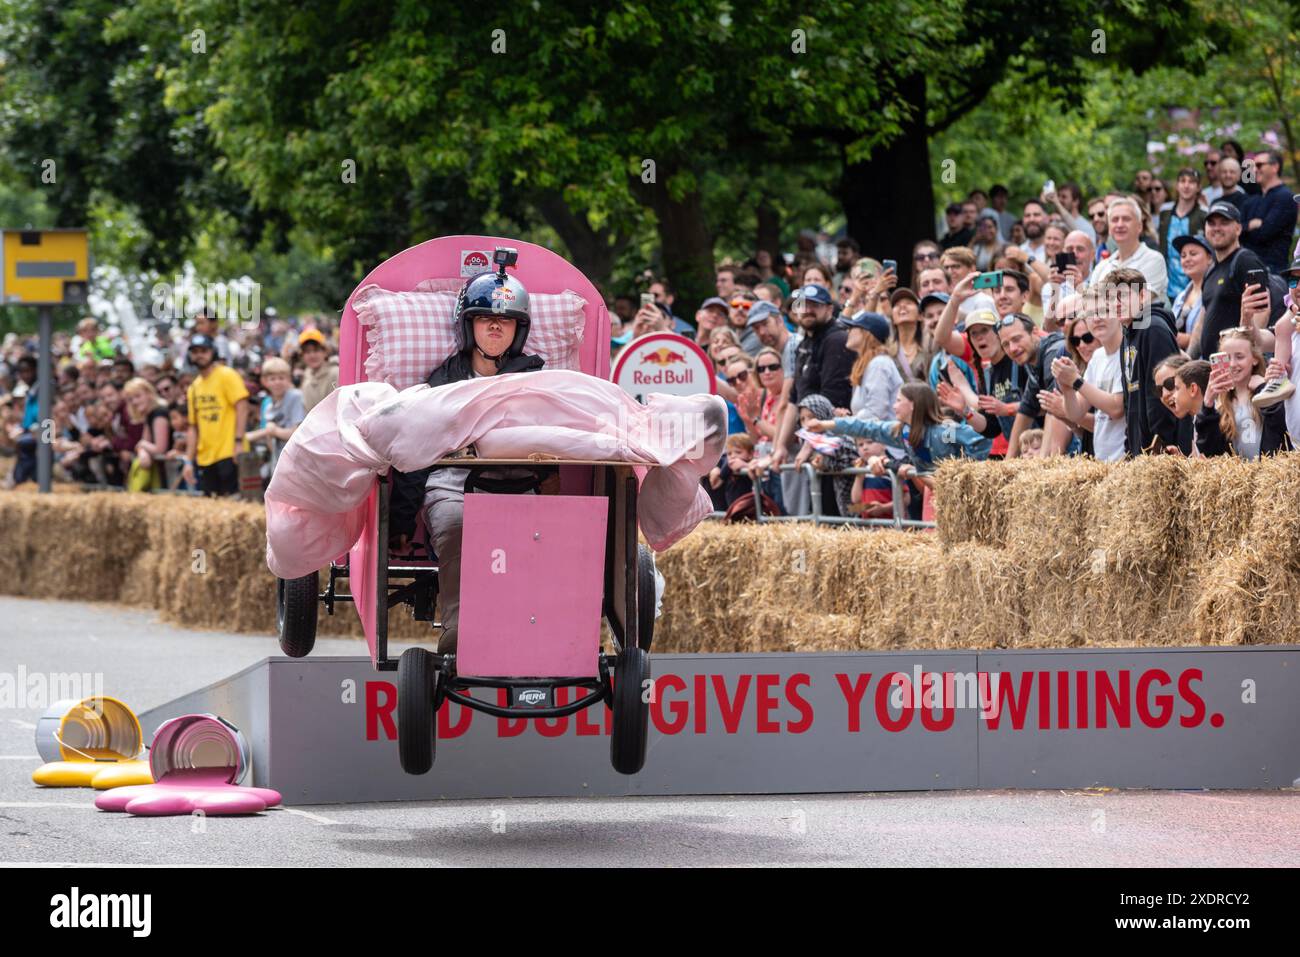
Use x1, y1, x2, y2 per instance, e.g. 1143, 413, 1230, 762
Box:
0, 755, 39, 760
1178, 793, 1247, 806
0, 802, 95, 809
9, 720, 36, 730
280, 807, 339, 825
0, 863, 236, 868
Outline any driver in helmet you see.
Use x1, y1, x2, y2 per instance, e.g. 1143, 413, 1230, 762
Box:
388, 252, 554, 654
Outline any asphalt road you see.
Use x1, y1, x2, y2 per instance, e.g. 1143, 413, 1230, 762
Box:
1, 596, 1297, 867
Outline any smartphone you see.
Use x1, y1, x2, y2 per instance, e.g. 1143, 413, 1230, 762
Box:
1209, 351, 1230, 370
882, 259, 897, 273
973, 270, 1004, 290
1245, 268, 1268, 290
640, 292, 655, 307
1043, 179, 1055, 195
1054, 251, 1076, 271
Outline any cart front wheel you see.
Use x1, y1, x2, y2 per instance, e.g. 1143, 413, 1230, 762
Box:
610, 647, 650, 775
398, 647, 437, 775
636, 543, 657, 652
277, 572, 319, 658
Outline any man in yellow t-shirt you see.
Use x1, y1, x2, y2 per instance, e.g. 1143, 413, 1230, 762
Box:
181, 334, 250, 496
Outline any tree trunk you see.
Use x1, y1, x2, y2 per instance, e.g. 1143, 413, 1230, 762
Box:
531, 191, 627, 292
638, 172, 714, 316
838, 73, 934, 290
756, 197, 782, 268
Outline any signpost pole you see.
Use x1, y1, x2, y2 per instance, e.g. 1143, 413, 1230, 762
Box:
36, 304, 53, 493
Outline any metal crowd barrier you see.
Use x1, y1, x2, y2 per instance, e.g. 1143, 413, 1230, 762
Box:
708, 462, 936, 530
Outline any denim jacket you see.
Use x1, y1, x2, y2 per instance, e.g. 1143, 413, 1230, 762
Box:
830, 416, 992, 475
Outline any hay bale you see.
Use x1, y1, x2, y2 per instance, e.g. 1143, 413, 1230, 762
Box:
933, 458, 1044, 548
999, 457, 1111, 576
1181, 455, 1258, 564
1192, 545, 1300, 645
1245, 452, 1300, 574
1088, 454, 1187, 581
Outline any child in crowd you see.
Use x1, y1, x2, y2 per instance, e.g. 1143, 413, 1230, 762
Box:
164, 402, 193, 490
804, 382, 992, 490
1255, 257, 1297, 410
246, 357, 305, 479
708, 433, 758, 509
850, 436, 897, 518
1258, 256, 1300, 444
1197, 328, 1291, 458
792, 393, 859, 517
1018, 428, 1045, 458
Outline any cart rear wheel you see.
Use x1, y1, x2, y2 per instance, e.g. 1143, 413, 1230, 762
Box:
636, 544, 657, 652
398, 647, 437, 775
610, 647, 650, 775
276, 572, 319, 658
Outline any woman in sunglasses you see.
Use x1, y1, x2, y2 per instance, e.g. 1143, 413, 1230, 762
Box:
1063, 312, 1099, 370
734, 347, 788, 512
910, 241, 942, 294
1147, 179, 1170, 213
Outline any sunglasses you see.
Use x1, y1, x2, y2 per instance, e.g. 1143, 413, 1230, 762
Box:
726, 370, 750, 385
1159, 376, 1177, 393
994, 315, 1028, 330
1068, 332, 1096, 347
916, 251, 940, 261
730, 299, 752, 310
1205, 159, 1219, 167
756, 362, 782, 373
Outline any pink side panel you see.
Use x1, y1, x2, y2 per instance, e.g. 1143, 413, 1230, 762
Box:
455, 494, 607, 678
349, 486, 379, 663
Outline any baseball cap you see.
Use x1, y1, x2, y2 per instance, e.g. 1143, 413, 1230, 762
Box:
792, 284, 833, 306
963, 309, 999, 330
187, 334, 216, 351
745, 301, 781, 327
838, 311, 891, 344
890, 287, 920, 307
700, 296, 730, 312
1206, 201, 1241, 223
919, 292, 951, 311
1172, 234, 1215, 258
1284, 256, 1300, 276
298, 328, 327, 348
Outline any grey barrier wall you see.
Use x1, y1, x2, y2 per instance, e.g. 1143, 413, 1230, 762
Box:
137, 648, 1300, 805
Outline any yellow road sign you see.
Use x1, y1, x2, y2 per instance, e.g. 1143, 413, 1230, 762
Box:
1, 229, 90, 305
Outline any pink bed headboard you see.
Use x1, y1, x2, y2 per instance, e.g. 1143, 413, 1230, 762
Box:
337, 235, 610, 387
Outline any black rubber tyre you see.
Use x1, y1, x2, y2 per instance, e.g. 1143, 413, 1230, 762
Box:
610, 646, 651, 775
636, 543, 656, 652
398, 647, 437, 775
276, 572, 319, 658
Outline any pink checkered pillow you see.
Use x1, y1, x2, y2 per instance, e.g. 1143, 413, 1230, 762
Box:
353, 283, 586, 389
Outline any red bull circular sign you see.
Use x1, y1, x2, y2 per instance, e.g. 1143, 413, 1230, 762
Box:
611, 332, 716, 402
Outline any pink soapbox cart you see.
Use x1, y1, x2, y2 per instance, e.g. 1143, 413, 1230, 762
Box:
274, 237, 657, 775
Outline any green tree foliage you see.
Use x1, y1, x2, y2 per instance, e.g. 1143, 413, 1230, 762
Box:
1, 0, 1282, 319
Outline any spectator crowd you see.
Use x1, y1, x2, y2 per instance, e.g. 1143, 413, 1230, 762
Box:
3, 140, 1298, 524
0, 312, 338, 496
612, 143, 1300, 522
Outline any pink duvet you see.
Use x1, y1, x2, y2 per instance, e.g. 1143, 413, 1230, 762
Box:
265, 370, 727, 580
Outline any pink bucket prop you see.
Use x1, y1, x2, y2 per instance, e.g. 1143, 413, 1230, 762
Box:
95, 715, 281, 817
